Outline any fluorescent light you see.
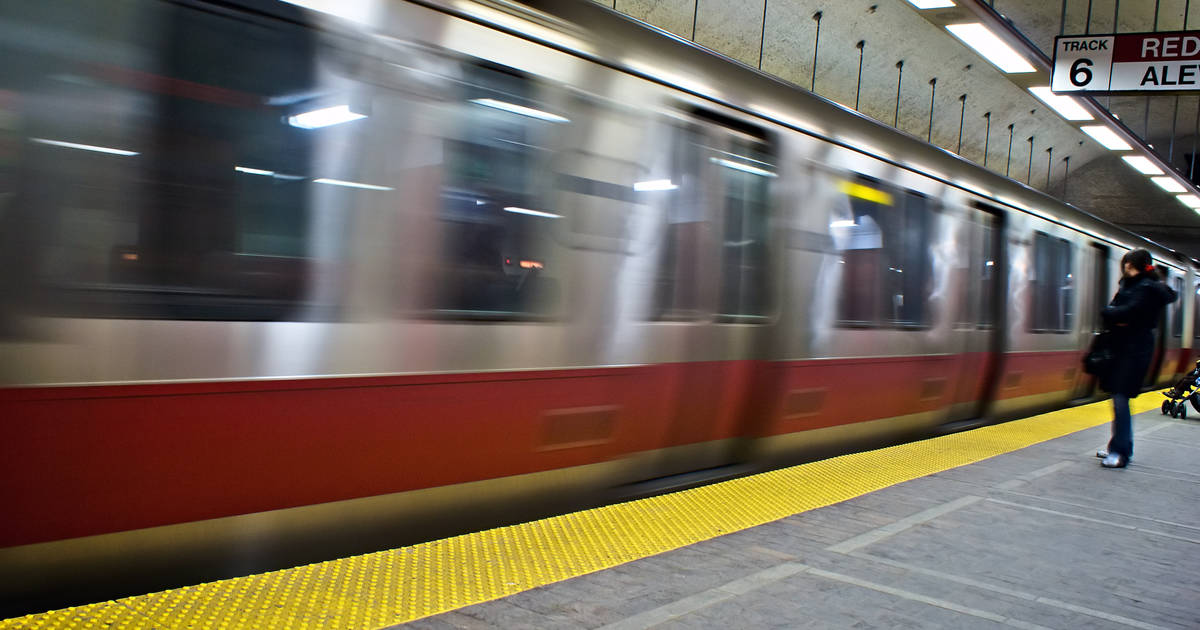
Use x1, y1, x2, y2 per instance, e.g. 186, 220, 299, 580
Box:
907, 0, 955, 8
30, 138, 138, 156
504, 206, 562, 218
235, 166, 275, 176
1080, 125, 1132, 150
945, 23, 1035, 73
633, 179, 678, 191
313, 177, 392, 191
288, 105, 366, 129
469, 98, 568, 123
1152, 176, 1186, 193
1121, 155, 1163, 175
830, 220, 857, 228
1177, 194, 1200, 208
710, 157, 777, 177
1028, 86, 1093, 121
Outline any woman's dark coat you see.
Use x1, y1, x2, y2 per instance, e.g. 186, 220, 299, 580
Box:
1100, 273, 1178, 396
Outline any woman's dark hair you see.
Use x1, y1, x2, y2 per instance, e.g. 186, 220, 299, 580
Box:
1121, 249, 1154, 274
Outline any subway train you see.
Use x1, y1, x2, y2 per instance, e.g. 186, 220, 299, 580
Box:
1, 0, 1197, 613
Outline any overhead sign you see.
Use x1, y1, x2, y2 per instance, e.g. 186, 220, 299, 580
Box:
1052, 31, 1200, 93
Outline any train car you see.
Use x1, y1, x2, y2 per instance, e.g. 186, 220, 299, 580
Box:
0, 0, 1196, 612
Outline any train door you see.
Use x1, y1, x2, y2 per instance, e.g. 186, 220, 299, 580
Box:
640, 109, 776, 480
948, 203, 1006, 420
1070, 243, 1109, 400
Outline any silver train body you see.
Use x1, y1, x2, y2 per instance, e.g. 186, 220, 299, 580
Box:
0, 0, 1195, 610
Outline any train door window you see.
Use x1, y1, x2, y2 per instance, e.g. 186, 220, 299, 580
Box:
650, 111, 773, 321
978, 220, 997, 328
7, 0, 318, 320
714, 136, 772, 319
1193, 283, 1200, 340
432, 63, 562, 318
1172, 276, 1184, 337
652, 123, 707, 320
1031, 232, 1073, 333
832, 177, 934, 328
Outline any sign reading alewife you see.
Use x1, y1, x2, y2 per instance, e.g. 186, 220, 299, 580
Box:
1052, 31, 1200, 93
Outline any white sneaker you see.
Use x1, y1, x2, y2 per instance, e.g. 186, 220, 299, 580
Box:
1101, 453, 1127, 468
1096, 449, 1108, 458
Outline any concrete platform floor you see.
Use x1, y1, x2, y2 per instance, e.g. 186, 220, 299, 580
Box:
405, 409, 1200, 630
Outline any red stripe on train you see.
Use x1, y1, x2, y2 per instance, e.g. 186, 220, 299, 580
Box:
0, 351, 1084, 547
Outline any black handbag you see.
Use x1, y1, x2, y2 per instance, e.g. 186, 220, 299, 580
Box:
1082, 330, 1113, 376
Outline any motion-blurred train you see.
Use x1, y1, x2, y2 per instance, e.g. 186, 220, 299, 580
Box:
1, 0, 1197, 612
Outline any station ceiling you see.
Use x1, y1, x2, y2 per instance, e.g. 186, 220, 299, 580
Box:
594, 0, 1200, 258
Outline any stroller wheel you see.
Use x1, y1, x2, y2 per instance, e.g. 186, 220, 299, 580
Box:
1190, 394, 1200, 414
1172, 404, 1183, 419
1180, 404, 1189, 419
1163, 400, 1173, 415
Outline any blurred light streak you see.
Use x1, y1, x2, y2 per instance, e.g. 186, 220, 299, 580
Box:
313, 178, 393, 191
30, 138, 138, 156
288, 105, 367, 129
504, 206, 562, 218
468, 98, 568, 122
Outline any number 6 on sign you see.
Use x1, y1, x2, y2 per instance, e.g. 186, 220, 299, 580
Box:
1052, 36, 1114, 92
1070, 58, 1093, 86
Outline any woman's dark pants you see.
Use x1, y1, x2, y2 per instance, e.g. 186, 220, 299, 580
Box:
1108, 394, 1133, 459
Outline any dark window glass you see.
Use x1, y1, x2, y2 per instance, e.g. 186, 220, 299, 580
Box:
979, 221, 996, 328
1193, 284, 1200, 340
651, 118, 772, 321
1031, 232, 1073, 333
1172, 277, 1184, 337
834, 179, 934, 327
715, 139, 772, 319
653, 124, 707, 320
3, 0, 317, 320
432, 64, 561, 317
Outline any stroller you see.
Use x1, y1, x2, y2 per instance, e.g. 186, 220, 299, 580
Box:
1161, 358, 1200, 418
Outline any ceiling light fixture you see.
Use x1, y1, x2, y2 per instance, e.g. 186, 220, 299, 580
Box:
1176, 194, 1200, 208
1151, 176, 1186, 193
1080, 125, 1132, 150
1120, 155, 1163, 175
1027, 86, 1093, 121
906, 0, 956, 8
944, 23, 1036, 73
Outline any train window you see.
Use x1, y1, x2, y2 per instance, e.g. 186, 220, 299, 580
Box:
978, 221, 997, 328
3, 0, 317, 321
650, 113, 773, 321
652, 124, 707, 320
431, 64, 561, 317
1030, 232, 1074, 333
1172, 276, 1184, 337
715, 137, 772, 319
833, 178, 935, 328
1194, 283, 1200, 340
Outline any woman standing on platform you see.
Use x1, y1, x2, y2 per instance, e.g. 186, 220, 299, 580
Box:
1097, 249, 1176, 468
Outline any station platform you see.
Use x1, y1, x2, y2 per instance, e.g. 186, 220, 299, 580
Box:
3, 393, 1198, 629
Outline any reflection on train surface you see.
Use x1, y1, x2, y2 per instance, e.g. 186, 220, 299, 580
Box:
0, 0, 1197, 615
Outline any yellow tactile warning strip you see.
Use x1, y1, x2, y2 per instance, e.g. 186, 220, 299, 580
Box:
2, 393, 1160, 630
